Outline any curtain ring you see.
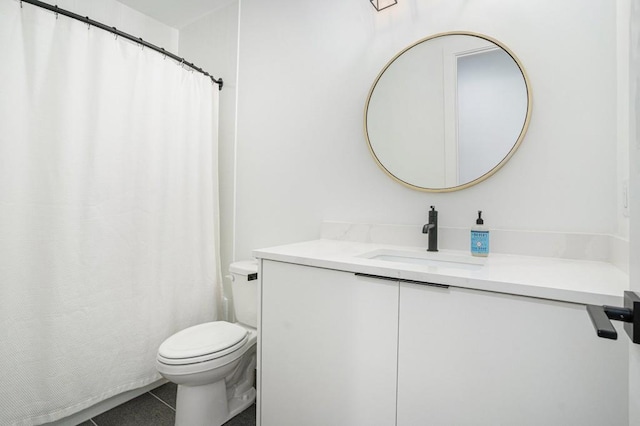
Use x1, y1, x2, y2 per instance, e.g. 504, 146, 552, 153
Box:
86, 17, 90, 30
54, 4, 58, 19
113, 27, 117, 40
139, 38, 144, 50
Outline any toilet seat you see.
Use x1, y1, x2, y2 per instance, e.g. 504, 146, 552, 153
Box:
158, 321, 248, 366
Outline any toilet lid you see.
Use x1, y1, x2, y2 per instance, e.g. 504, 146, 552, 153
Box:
158, 321, 248, 361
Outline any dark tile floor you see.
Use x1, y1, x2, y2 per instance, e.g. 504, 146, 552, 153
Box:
77, 382, 255, 426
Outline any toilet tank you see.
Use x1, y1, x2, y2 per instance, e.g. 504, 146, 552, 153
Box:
229, 260, 258, 328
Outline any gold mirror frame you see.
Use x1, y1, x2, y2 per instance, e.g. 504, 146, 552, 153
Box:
364, 31, 533, 193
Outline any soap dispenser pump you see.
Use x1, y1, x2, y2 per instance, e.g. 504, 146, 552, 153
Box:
471, 211, 489, 257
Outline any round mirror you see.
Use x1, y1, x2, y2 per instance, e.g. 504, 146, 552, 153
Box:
364, 32, 532, 192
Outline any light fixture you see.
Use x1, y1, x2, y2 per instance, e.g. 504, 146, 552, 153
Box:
370, 0, 397, 11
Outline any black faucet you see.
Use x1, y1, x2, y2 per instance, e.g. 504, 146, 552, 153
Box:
422, 206, 438, 252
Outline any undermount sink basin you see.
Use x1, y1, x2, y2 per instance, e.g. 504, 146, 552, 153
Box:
362, 249, 484, 271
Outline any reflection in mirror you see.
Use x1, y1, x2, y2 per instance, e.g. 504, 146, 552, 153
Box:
365, 32, 532, 192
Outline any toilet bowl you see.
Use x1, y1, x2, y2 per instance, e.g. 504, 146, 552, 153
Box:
156, 260, 258, 426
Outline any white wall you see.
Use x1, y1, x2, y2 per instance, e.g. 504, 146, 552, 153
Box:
235, 0, 620, 260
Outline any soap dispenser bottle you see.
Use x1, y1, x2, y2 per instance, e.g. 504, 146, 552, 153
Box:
471, 211, 489, 257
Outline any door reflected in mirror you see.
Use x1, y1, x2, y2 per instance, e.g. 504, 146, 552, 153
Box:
365, 32, 532, 192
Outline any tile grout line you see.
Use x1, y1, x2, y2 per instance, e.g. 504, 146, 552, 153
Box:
148, 391, 177, 412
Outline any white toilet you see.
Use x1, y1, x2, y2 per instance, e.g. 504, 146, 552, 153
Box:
156, 260, 258, 426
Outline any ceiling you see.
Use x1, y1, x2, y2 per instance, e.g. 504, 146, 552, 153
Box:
117, 0, 232, 29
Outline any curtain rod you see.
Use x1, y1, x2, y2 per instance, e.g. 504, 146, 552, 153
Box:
19, 0, 224, 90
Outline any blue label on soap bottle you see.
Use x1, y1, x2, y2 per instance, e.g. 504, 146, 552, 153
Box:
471, 230, 489, 254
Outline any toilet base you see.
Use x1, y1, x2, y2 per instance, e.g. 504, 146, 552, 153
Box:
174, 381, 256, 426
225, 347, 257, 423
176, 380, 228, 426
174, 348, 257, 426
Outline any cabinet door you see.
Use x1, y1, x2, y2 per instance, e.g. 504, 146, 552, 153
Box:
260, 261, 398, 426
397, 282, 628, 426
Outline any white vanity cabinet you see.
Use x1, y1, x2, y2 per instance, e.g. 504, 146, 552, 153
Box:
259, 260, 399, 426
256, 240, 629, 426
397, 282, 628, 426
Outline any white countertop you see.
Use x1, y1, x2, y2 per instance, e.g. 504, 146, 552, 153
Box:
253, 239, 629, 306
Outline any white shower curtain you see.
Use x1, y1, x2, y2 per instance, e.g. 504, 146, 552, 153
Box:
0, 3, 220, 425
